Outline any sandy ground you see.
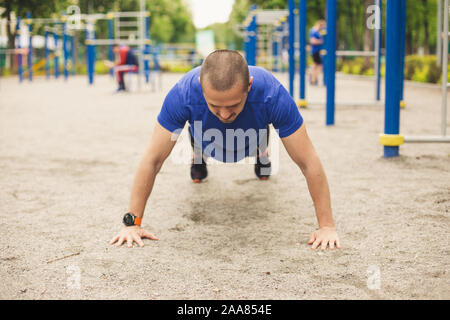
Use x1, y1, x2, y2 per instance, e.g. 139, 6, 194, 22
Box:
0, 71, 449, 300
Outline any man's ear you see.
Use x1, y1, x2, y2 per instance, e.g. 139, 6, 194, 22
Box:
248, 76, 254, 92
198, 76, 201, 83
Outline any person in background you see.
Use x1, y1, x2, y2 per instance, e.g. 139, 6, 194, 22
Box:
108, 44, 139, 92
309, 20, 326, 86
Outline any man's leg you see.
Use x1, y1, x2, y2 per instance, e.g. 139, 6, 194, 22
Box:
115, 65, 139, 91
115, 67, 125, 91
189, 126, 207, 183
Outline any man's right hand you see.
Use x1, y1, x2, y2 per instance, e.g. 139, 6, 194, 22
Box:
109, 226, 158, 248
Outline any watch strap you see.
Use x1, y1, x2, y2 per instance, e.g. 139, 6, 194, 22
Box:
134, 216, 142, 226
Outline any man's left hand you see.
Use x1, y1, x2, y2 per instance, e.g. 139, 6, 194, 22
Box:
308, 227, 341, 251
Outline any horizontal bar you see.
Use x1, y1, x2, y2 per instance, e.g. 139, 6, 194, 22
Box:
115, 21, 139, 27
307, 100, 383, 107
404, 136, 450, 143
113, 11, 149, 18
336, 50, 377, 57
116, 31, 138, 36
85, 39, 151, 45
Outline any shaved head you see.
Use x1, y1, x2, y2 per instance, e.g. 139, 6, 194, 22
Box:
200, 50, 250, 92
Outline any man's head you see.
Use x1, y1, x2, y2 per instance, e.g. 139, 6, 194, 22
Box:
113, 44, 120, 54
315, 20, 326, 30
199, 50, 253, 123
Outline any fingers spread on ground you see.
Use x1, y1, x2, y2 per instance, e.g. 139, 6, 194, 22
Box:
116, 236, 125, 247
311, 239, 321, 250
308, 233, 316, 244
321, 239, 329, 251
329, 240, 335, 250
126, 236, 133, 248
336, 238, 341, 248
143, 231, 158, 240
133, 235, 144, 247
109, 235, 119, 244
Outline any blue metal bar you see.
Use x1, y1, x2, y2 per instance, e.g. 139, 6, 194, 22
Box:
44, 30, 50, 79
144, 15, 150, 83
299, 0, 307, 102
250, 5, 257, 66
16, 17, 23, 83
288, 0, 295, 96
27, 12, 32, 82
86, 24, 95, 85
54, 32, 59, 79
63, 21, 69, 80
71, 35, 76, 75
107, 17, 114, 77
325, 0, 337, 126
272, 30, 279, 72
399, 0, 406, 101
383, 0, 405, 158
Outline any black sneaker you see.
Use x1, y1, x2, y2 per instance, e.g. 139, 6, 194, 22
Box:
191, 156, 207, 183
255, 155, 271, 180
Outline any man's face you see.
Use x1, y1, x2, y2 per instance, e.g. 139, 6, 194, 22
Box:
201, 77, 253, 123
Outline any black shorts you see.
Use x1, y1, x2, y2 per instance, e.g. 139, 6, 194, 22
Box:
312, 51, 322, 65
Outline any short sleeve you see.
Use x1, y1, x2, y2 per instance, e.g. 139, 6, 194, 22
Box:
269, 83, 304, 138
157, 84, 189, 133
310, 29, 321, 40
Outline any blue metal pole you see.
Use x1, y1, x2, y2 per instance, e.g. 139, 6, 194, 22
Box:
27, 12, 32, 82
44, 29, 50, 79
298, 0, 307, 105
16, 17, 23, 83
288, 0, 295, 96
375, 0, 382, 101
63, 21, 69, 80
383, 0, 404, 158
107, 14, 114, 77
86, 24, 95, 85
283, 21, 288, 72
244, 23, 250, 63
399, 0, 406, 104
249, 5, 257, 66
54, 32, 59, 79
70, 35, 76, 75
325, 0, 337, 126
273, 24, 280, 72
144, 13, 150, 83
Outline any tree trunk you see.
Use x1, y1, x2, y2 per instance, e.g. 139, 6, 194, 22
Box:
4, 0, 17, 73
422, 0, 430, 54
363, 0, 373, 52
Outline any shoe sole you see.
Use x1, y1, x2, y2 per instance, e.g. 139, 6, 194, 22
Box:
259, 177, 269, 181
193, 179, 202, 183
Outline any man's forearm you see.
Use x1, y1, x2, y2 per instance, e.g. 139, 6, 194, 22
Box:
128, 159, 162, 219
302, 161, 335, 228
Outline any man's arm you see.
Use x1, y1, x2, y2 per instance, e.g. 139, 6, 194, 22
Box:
110, 122, 178, 248
281, 124, 340, 250
309, 37, 323, 45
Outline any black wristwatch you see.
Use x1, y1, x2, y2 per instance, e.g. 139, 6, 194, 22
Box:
123, 213, 142, 227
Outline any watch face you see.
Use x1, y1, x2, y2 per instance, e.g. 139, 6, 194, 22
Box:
123, 213, 135, 226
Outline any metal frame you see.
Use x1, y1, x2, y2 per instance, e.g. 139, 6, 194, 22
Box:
404, 0, 450, 143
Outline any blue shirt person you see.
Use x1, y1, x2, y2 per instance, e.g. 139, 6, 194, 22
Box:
110, 50, 340, 251
309, 20, 326, 85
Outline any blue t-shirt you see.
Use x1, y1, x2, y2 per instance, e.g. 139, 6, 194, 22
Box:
309, 28, 323, 54
157, 66, 303, 163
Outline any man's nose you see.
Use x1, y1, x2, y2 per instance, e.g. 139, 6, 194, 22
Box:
220, 110, 233, 119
